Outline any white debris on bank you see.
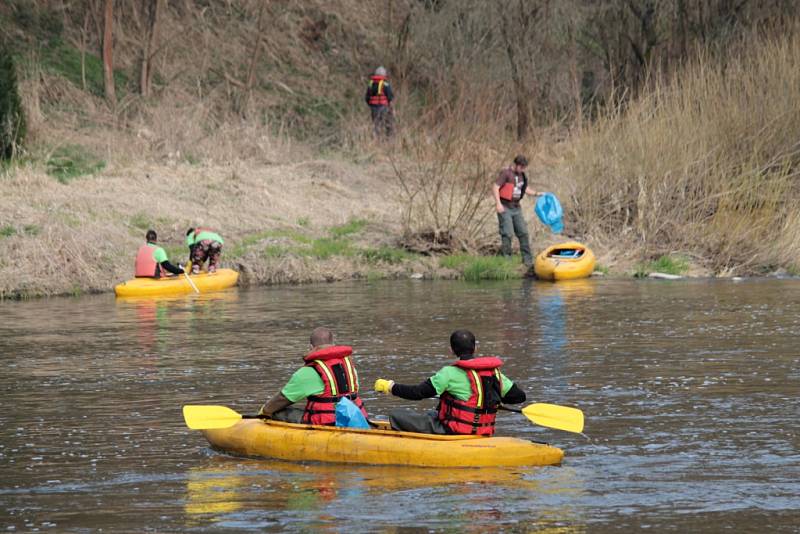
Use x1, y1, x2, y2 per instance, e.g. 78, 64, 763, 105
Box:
648, 272, 684, 280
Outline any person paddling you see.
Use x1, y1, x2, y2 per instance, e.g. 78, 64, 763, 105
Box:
186, 227, 224, 274
374, 329, 526, 435
258, 327, 369, 425
134, 230, 185, 278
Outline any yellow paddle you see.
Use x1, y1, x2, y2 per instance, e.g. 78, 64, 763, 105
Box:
184, 403, 584, 434
499, 403, 584, 434
183, 405, 259, 430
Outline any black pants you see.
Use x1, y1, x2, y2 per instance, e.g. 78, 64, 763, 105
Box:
389, 409, 449, 434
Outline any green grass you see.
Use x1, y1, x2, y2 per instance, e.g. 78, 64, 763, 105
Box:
440, 254, 520, 281
0, 225, 15, 237
22, 224, 40, 236
46, 145, 105, 183
329, 218, 368, 238
262, 245, 291, 258
130, 212, 152, 231
39, 40, 128, 97
360, 246, 414, 265
634, 255, 690, 277
594, 264, 610, 275
306, 238, 352, 259
296, 217, 310, 227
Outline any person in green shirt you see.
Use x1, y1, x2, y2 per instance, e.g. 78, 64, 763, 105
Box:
374, 329, 526, 435
258, 327, 368, 425
186, 227, 224, 274
134, 230, 185, 278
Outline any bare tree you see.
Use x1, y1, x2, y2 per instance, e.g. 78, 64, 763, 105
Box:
139, 0, 162, 97
102, 0, 115, 104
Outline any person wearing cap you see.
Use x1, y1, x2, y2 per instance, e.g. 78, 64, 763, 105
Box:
134, 229, 185, 278
365, 66, 394, 138
374, 329, 526, 435
258, 327, 369, 425
493, 155, 542, 276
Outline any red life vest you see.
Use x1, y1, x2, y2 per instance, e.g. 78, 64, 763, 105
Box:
367, 75, 389, 106
134, 244, 166, 278
437, 356, 504, 435
498, 169, 527, 202
302, 345, 368, 426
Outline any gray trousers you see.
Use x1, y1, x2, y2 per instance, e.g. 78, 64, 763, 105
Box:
271, 406, 305, 424
389, 409, 449, 435
497, 205, 532, 266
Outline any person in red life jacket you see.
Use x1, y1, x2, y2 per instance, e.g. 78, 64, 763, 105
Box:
374, 329, 526, 435
185, 227, 224, 274
258, 327, 369, 425
134, 229, 185, 278
365, 66, 394, 138
493, 155, 543, 277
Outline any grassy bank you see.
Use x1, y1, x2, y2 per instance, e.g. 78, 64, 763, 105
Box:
566, 29, 800, 276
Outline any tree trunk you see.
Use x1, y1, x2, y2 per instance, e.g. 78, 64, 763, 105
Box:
140, 0, 161, 97
503, 35, 530, 141
102, 0, 116, 104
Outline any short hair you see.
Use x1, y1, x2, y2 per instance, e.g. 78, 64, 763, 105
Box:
146, 230, 157, 242
310, 327, 334, 347
513, 155, 528, 167
186, 228, 195, 236
450, 329, 476, 357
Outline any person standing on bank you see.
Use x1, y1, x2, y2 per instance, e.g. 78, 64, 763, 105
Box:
493, 155, 542, 276
374, 329, 526, 435
365, 66, 394, 138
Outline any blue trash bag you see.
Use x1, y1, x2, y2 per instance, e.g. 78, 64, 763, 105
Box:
335, 397, 370, 429
535, 193, 564, 233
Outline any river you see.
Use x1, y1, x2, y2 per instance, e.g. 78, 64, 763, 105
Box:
1, 279, 798, 532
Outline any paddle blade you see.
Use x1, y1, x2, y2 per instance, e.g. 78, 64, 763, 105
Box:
522, 403, 584, 433
183, 405, 242, 430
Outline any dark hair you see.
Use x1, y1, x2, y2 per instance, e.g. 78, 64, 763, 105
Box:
186, 228, 195, 236
450, 329, 476, 357
146, 230, 157, 242
310, 327, 334, 347
513, 155, 528, 167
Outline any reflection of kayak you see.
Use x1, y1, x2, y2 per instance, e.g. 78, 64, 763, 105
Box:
201, 419, 564, 467
114, 268, 239, 297
534, 242, 595, 281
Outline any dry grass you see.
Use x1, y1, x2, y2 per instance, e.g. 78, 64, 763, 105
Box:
565, 28, 800, 275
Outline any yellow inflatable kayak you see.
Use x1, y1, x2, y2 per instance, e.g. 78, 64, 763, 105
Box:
114, 268, 239, 297
201, 419, 564, 467
534, 242, 596, 281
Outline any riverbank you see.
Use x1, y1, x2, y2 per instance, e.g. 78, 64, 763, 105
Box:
1, 154, 588, 299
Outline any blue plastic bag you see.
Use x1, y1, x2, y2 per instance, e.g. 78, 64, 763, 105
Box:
535, 193, 564, 233
335, 397, 370, 429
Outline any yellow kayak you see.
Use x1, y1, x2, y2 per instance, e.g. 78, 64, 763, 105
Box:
201, 419, 564, 467
534, 242, 596, 281
114, 268, 239, 297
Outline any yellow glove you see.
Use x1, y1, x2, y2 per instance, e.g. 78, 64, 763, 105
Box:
374, 379, 395, 394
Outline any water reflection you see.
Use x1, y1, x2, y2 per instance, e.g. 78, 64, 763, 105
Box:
183, 458, 587, 531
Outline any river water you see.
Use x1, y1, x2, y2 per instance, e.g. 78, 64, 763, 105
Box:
1, 279, 798, 532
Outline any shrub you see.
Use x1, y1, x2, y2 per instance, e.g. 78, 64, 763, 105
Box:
46, 145, 106, 183
0, 47, 26, 160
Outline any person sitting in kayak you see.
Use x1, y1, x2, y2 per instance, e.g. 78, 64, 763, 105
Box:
374, 329, 526, 435
134, 230, 185, 278
185, 227, 224, 274
258, 327, 369, 425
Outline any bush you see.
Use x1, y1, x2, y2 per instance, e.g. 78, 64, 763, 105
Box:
0, 47, 26, 160
46, 145, 106, 183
